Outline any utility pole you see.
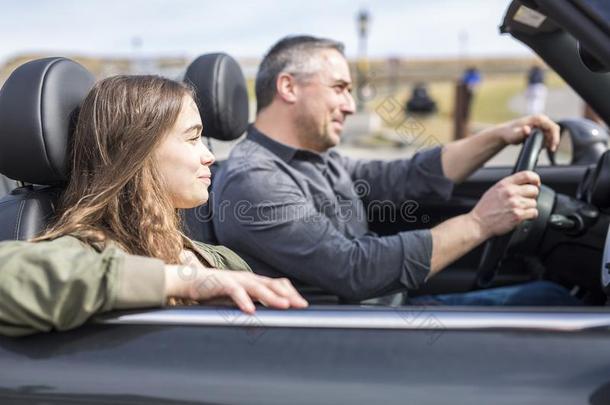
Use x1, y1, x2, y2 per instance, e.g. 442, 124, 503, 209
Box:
356, 9, 370, 112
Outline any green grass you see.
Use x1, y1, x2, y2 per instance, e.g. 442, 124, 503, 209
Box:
471, 75, 522, 124
366, 72, 570, 144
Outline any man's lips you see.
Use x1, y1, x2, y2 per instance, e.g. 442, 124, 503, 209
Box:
332, 119, 344, 132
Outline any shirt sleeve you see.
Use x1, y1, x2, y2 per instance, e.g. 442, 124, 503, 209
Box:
0, 236, 165, 337
335, 146, 454, 204
214, 164, 432, 302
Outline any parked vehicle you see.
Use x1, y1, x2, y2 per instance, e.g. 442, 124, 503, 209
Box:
405, 82, 437, 114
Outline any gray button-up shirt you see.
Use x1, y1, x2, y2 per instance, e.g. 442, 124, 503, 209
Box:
212, 126, 454, 301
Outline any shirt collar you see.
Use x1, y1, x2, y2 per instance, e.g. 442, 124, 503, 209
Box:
247, 125, 326, 164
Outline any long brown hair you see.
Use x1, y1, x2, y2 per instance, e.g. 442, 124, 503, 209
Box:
36, 75, 194, 264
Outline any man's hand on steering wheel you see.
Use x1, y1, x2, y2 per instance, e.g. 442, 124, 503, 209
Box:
469, 170, 542, 240
485, 114, 560, 152
472, 128, 557, 287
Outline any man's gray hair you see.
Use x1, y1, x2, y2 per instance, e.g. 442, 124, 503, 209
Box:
255, 35, 345, 113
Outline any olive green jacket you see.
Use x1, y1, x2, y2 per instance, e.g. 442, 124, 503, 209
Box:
0, 235, 251, 337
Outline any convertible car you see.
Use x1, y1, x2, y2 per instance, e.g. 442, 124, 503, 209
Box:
1, 0, 610, 404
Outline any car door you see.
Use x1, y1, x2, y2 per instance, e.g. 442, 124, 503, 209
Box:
2, 305, 610, 405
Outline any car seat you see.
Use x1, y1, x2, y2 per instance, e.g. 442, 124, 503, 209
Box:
0, 175, 16, 199
0, 58, 94, 241
0, 54, 246, 244
182, 53, 250, 244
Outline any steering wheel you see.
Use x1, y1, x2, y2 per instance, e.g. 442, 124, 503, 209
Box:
475, 129, 556, 287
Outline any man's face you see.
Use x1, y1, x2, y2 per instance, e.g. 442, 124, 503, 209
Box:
293, 49, 356, 153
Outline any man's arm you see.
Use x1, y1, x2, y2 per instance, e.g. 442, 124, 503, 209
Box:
336, 147, 454, 204
441, 115, 560, 183
213, 164, 434, 302
213, 162, 541, 302
429, 170, 541, 275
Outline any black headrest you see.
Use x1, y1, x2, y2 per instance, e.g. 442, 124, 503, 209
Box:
0, 57, 94, 185
184, 53, 249, 141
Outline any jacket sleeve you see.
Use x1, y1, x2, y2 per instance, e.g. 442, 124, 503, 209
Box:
0, 236, 165, 337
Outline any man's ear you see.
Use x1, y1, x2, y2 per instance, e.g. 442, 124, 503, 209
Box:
276, 73, 299, 104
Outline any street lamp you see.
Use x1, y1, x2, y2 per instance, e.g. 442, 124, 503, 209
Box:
356, 9, 370, 112
358, 9, 369, 41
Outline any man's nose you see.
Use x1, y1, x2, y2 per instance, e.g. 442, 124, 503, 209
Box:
342, 91, 356, 115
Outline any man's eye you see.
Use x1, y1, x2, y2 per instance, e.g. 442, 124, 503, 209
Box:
333, 85, 351, 94
189, 136, 201, 143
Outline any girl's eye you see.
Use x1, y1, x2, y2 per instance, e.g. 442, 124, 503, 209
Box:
189, 136, 201, 143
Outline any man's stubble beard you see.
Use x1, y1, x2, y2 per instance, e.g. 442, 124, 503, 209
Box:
294, 109, 336, 153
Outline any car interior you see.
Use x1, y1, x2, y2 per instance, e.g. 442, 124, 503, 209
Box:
1, 0, 610, 311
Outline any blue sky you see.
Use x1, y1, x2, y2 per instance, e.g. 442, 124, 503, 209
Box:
0, 0, 534, 63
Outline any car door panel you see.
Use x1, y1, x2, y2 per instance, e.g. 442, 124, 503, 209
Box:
1, 307, 610, 405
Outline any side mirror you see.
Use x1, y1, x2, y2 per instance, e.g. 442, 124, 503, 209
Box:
548, 119, 608, 166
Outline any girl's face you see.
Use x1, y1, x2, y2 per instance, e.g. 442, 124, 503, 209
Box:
154, 95, 215, 209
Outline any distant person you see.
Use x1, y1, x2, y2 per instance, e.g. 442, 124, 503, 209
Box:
460, 66, 482, 122
526, 65, 547, 114
462, 66, 482, 90
212, 35, 581, 307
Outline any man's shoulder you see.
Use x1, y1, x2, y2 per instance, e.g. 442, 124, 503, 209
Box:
213, 138, 294, 199
220, 137, 280, 174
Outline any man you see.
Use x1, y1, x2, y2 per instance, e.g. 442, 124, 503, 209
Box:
526, 65, 547, 115
212, 36, 579, 305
